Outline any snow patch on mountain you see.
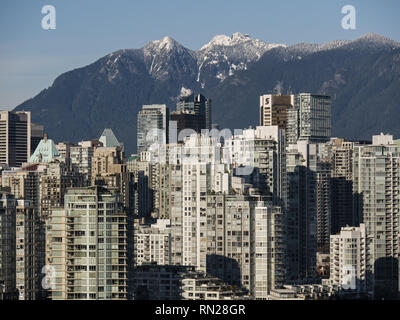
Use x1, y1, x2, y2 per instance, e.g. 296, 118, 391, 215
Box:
141, 36, 197, 81
145, 36, 187, 53
196, 32, 285, 84
179, 86, 193, 98
99, 32, 400, 87
100, 52, 125, 83
200, 32, 284, 51
285, 34, 400, 59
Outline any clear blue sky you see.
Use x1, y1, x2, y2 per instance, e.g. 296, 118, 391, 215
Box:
1, 0, 399, 108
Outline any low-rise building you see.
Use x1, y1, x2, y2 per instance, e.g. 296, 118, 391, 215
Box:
134, 219, 171, 266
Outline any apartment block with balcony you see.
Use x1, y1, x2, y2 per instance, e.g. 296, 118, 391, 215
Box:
134, 219, 171, 266
353, 134, 400, 298
328, 224, 368, 294
45, 186, 129, 300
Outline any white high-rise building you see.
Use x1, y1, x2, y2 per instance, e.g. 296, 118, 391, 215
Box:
252, 205, 285, 299
134, 219, 171, 266
224, 125, 287, 208
70, 140, 102, 185
45, 186, 129, 300
328, 224, 367, 293
206, 194, 285, 299
167, 134, 226, 270
353, 134, 400, 297
137, 104, 169, 154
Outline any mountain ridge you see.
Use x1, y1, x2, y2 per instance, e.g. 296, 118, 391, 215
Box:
14, 32, 400, 154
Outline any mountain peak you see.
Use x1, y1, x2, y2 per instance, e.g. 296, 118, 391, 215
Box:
201, 34, 232, 49
196, 33, 285, 86
14, 31, 400, 154
200, 32, 264, 50
359, 33, 389, 40
232, 32, 251, 40
159, 36, 177, 47
145, 36, 184, 52
286, 33, 399, 57
354, 33, 399, 47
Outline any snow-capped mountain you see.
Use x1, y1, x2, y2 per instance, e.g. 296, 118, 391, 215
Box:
195, 32, 285, 86
99, 33, 285, 91
15, 33, 400, 154
142, 36, 198, 81
99, 33, 280, 88
272, 33, 400, 62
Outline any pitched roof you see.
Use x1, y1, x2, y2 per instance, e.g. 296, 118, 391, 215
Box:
99, 128, 120, 148
29, 138, 60, 163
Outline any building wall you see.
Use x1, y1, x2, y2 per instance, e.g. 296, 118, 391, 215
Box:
46, 186, 129, 300
0, 111, 31, 167
134, 220, 171, 266
329, 224, 367, 293
353, 142, 400, 297
251, 206, 285, 299
137, 104, 169, 154
16, 200, 42, 300
0, 193, 17, 299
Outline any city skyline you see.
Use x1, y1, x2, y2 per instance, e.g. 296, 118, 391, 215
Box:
1, 0, 400, 304
0, 87, 400, 300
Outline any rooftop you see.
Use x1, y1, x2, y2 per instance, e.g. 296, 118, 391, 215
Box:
99, 128, 121, 148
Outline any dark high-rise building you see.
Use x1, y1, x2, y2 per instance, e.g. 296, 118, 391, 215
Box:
170, 112, 203, 141
0, 193, 17, 300
30, 123, 44, 156
0, 111, 31, 167
172, 93, 212, 141
316, 160, 331, 253
286, 142, 319, 280
331, 139, 356, 234
0, 192, 42, 300
287, 94, 331, 145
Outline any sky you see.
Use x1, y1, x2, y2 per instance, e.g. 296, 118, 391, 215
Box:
0, 0, 399, 108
